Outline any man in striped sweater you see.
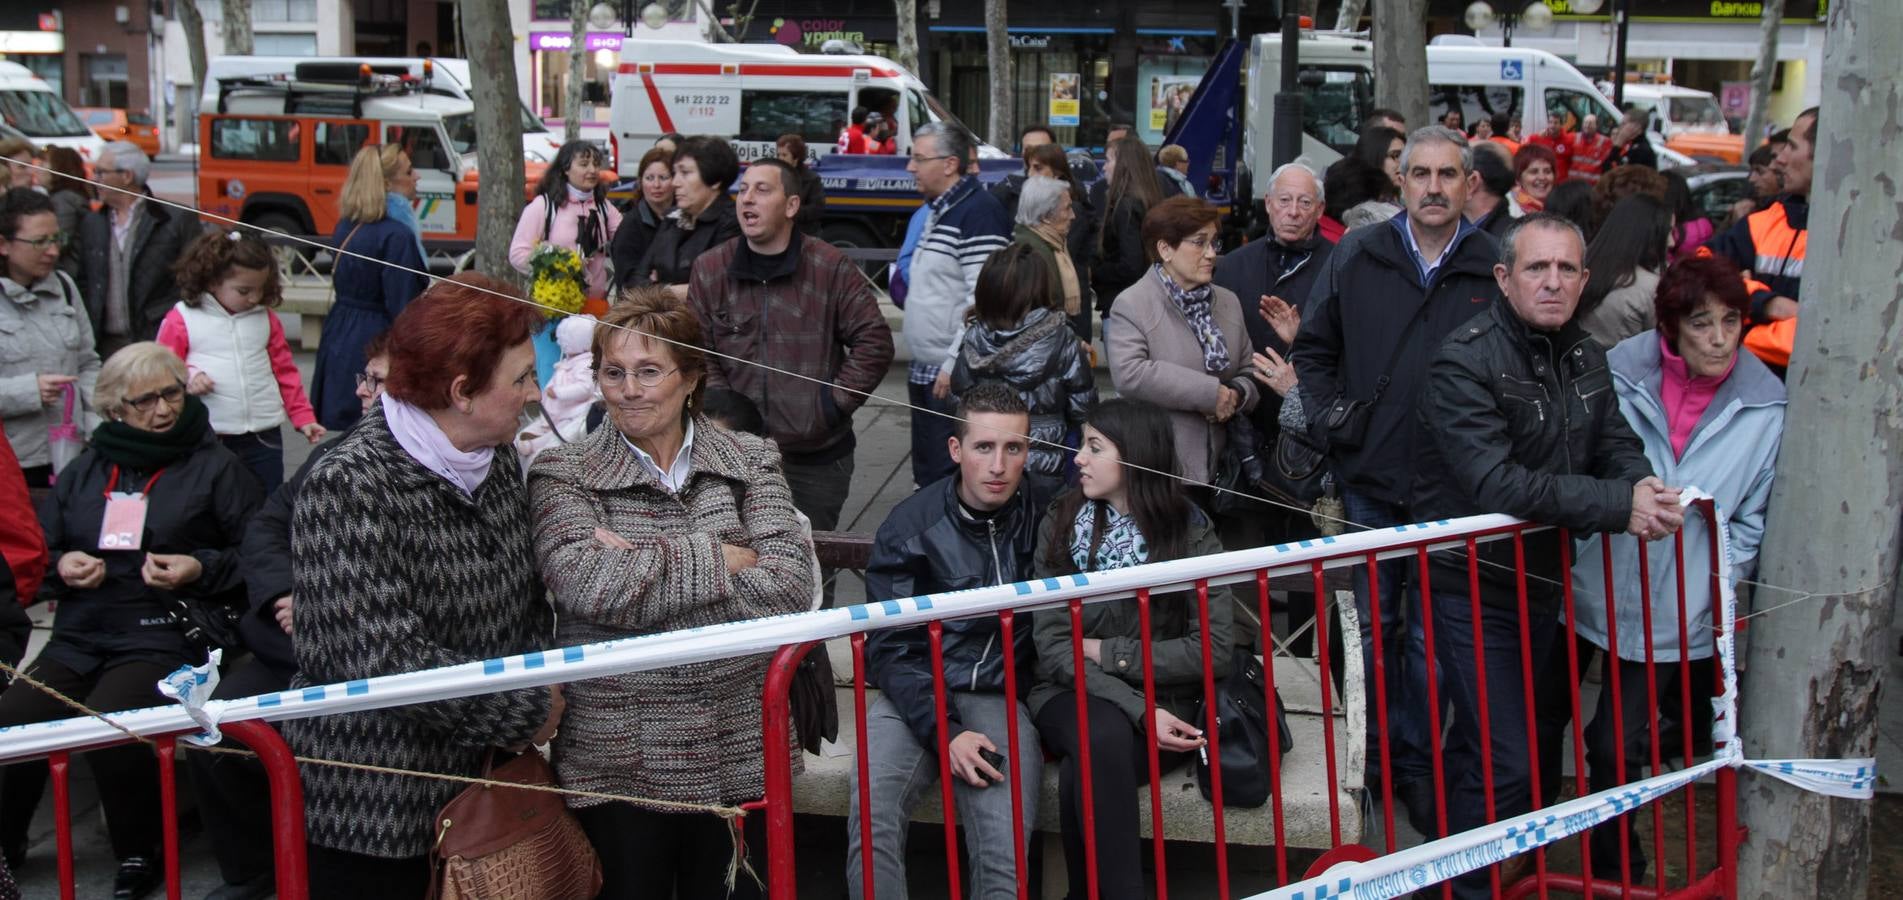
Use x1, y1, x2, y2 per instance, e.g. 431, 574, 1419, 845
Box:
904, 122, 1012, 489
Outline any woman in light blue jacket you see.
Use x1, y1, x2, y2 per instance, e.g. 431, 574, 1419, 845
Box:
1562, 254, 1784, 882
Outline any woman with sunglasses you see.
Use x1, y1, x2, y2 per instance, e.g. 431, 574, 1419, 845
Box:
0, 342, 260, 897
0, 190, 100, 488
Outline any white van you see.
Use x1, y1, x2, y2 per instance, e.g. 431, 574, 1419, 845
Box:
0, 61, 108, 161
200, 56, 564, 164
607, 40, 997, 177
1242, 33, 1689, 175
1618, 83, 1729, 137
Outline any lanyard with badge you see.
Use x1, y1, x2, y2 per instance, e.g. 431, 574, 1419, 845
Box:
98, 466, 164, 551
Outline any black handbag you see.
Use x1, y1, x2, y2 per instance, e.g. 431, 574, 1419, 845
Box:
164, 595, 246, 655
1209, 409, 1265, 517
1256, 428, 1329, 506
1195, 647, 1295, 809
1318, 297, 1437, 450
725, 480, 838, 754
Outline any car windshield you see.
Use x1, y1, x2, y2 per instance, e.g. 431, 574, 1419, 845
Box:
520, 103, 548, 134
0, 90, 91, 138
444, 112, 477, 155
1669, 95, 1729, 132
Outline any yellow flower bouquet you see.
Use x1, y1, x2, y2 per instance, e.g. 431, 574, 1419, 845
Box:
528, 243, 586, 320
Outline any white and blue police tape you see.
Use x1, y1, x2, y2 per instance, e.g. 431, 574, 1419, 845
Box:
0, 513, 1530, 763
1249, 490, 1876, 900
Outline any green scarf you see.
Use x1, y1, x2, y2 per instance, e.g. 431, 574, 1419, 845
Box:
89, 395, 212, 470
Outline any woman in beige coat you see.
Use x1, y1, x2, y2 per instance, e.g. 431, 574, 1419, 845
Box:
1103, 195, 1258, 488
528, 288, 815, 899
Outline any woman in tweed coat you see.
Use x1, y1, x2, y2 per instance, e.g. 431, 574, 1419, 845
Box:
283, 275, 561, 897
530, 287, 815, 900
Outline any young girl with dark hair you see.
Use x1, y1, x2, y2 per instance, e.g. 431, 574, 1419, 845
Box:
1088, 134, 1166, 313
947, 243, 1098, 499
157, 230, 324, 491
1027, 397, 1235, 900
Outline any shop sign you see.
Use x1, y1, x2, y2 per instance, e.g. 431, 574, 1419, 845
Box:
771, 18, 878, 49
529, 32, 627, 52
1148, 75, 1199, 134
1008, 34, 1053, 49
1434, 0, 1825, 20
1049, 73, 1080, 127
0, 31, 63, 53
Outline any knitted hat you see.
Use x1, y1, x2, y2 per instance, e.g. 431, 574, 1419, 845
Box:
556, 314, 598, 356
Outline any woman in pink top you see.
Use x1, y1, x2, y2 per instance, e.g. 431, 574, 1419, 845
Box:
510, 141, 623, 383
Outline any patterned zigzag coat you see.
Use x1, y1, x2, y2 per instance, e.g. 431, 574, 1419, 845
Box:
283, 403, 555, 859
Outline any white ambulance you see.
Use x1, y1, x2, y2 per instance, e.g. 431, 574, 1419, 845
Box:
0, 61, 108, 162
606, 40, 999, 177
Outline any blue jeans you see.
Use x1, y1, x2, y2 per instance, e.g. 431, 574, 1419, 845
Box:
221, 429, 285, 495
1340, 488, 1433, 786
907, 380, 958, 490
1430, 585, 1560, 898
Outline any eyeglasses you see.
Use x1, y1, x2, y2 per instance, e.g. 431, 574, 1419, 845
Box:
909, 154, 956, 165
124, 383, 186, 412
1268, 194, 1317, 212
355, 372, 385, 392
597, 364, 677, 388
8, 232, 65, 250
93, 167, 129, 178
1182, 235, 1223, 254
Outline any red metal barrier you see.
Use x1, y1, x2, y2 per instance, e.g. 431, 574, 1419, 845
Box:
758, 500, 1742, 900
27, 721, 308, 900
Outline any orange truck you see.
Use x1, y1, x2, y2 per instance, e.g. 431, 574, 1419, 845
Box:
196, 59, 549, 250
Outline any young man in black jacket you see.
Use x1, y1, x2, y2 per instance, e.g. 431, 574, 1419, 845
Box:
850, 384, 1046, 900
1290, 126, 1503, 826
1413, 213, 1680, 897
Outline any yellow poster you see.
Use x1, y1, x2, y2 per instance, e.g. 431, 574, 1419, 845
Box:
1049, 73, 1080, 127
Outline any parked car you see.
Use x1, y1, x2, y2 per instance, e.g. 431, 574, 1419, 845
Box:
1685, 166, 1753, 229
76, 107, 161, 157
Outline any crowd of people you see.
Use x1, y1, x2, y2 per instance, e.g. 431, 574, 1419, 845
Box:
0, 96, 1818, 899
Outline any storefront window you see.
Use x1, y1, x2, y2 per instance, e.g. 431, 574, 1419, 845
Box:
533, 46, 616, 122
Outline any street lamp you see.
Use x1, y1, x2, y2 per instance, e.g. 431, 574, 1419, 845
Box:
1463, 0, 1556, 47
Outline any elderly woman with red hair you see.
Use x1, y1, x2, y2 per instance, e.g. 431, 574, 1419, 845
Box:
281, 274, 563, 897
1545, 254, 1786, 883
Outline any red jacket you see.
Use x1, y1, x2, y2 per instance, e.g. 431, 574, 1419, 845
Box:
0, 427, 47, 604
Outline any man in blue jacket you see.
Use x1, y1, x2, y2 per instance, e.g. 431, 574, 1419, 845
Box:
850, 383, 1045, 900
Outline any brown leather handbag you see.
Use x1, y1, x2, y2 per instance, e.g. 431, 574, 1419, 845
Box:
428, 750, 602, 900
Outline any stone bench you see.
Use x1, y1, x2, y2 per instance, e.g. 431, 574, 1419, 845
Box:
789, 594, 1366, 889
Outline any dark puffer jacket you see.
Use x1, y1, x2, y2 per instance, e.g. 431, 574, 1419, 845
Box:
947, 306, 1097, 478
863, 476, 1046, 751
1412, 301, 1655, 612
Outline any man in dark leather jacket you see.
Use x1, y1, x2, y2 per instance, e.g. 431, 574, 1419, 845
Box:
851, 384, 1047, 899
1413, 213, 1681, 897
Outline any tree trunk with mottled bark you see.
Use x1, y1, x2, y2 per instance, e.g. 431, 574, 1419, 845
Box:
1336, 0, 1369, 31
1737, 1, 1901, 897
984, 0, 1011, 148
895, 0, 921, 77
565, 0, 587, 144
461, 0, 527, 280
220, 0, 253, 55
1372, 0, 1427, 129
1743, 0, 1788, 144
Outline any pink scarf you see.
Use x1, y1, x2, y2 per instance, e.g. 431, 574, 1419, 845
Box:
382, 396, 494, 496
1657, 333, 1735, 459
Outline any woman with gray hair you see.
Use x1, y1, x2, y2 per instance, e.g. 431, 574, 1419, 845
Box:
1012, 168, 1095, 349
0, 342, 259, 895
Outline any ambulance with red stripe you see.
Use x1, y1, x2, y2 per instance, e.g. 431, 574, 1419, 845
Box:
609, 41, 1016, 249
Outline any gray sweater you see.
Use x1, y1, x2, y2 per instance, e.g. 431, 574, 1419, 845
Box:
0, 271, 100, 469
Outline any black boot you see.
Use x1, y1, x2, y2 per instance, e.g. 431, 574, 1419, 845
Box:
203, 872, 274, 900
113, 855, 163, 900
